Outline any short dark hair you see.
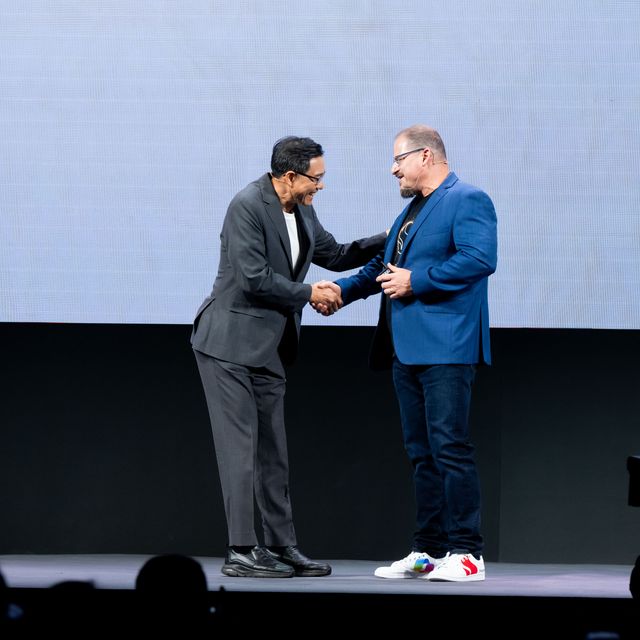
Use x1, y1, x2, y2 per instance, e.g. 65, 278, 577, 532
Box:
270, 136, 323, 177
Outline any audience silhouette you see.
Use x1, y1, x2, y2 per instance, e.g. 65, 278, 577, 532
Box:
0, 556, 221, 637
26, 579, 99, 637
0, 568, 25, 636
134, 553, 216, 634
0, 570, 8, 630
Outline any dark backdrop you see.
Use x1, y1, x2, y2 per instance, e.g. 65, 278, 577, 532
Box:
1, 323, 639, 564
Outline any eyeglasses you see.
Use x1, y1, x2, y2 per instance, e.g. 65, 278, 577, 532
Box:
295, 171, 324, 184
393, 147, 426, 165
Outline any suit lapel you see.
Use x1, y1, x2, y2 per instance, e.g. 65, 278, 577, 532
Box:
260, 174, 295, 273
293, 206, 313, 281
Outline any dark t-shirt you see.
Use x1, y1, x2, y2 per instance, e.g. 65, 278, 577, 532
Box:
385, 191, 433, 336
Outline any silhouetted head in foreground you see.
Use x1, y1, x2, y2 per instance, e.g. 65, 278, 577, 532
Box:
135, 554, 213, 633
33, 580, 98, 636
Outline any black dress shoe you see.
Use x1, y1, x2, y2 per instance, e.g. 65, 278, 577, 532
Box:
267, 546, 332, 577
221, 546, 294, 578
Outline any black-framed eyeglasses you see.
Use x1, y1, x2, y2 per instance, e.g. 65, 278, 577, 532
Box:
393, 147, 426, 165
295, 171, 324, 184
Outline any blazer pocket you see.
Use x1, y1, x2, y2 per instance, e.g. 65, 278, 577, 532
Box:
423, 308, 460, 315
228, 307, 265, 319
420, 228, 450, 238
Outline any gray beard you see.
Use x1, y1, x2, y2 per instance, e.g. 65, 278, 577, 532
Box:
400, 187, 419, 198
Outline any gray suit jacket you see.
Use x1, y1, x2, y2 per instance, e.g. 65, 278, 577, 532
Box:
192, 173, 386, 366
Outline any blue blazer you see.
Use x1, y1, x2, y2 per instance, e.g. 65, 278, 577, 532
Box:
335, 172, 497, 368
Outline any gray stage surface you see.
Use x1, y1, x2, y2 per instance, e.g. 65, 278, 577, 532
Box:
0, 554, 633, 599
3, 555, 639, 639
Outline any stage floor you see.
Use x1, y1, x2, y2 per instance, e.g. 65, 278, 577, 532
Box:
0, 554, 633, 598
2, 555, 638, 639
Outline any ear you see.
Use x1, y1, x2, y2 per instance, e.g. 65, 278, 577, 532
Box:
284, 170, 297, 185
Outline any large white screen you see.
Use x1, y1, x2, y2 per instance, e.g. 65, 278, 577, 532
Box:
1, 1, 638, 328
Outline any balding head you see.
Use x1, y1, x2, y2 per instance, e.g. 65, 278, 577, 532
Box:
395, 125, 447, 162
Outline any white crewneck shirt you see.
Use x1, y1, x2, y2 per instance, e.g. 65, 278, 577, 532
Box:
283, 210, 300, 270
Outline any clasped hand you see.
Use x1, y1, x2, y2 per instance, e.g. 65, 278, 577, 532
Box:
310, 281, 342, 316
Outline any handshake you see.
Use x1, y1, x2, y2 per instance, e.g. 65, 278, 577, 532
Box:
308, 265, 411, 317
310, 281, 342, 316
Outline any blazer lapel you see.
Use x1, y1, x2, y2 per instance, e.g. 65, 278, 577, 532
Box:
260, 174, 295, 272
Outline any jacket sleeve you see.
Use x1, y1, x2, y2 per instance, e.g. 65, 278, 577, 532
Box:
334, 248, 386, 305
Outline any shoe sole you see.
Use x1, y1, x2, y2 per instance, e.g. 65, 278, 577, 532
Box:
374, 568, 434, 579
221, 564, 294, 578
428, 573, 485, 582
294, 567, 332, 577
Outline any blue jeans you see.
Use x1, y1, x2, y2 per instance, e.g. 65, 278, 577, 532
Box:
392, 359, 483, 557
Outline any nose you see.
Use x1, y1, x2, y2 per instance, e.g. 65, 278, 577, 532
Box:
391, 163, 400, 175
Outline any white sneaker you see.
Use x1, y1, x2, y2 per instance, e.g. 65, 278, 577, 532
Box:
374, 551, 448, 579
427, 553, 485, 582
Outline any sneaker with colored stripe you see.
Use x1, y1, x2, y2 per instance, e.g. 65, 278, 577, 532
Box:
374, 551, 448, 579
427, 552, 485, 582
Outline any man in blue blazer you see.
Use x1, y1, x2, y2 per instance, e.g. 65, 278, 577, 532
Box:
332, 125, 497, 582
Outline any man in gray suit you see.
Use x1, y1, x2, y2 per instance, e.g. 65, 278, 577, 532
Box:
192, 136, 386, 578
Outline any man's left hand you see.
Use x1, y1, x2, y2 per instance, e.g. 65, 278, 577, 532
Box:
376, 263, 413, 299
